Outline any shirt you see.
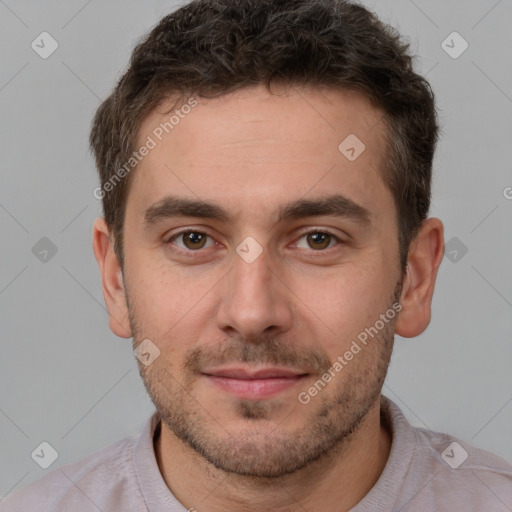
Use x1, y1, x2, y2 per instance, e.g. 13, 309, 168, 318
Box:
1, 395, 512, 511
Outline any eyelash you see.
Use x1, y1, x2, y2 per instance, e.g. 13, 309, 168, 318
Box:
165, 228, 344, 256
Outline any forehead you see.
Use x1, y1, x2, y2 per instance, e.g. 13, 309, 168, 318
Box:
127, 85, 393, 226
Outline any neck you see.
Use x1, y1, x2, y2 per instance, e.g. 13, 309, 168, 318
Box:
155, 396, 391, 512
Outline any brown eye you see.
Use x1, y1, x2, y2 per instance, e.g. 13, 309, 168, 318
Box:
306, 232, 331, 250
169, 231, 214, 251
182, 232, 207, 249
295, 231, 340, 251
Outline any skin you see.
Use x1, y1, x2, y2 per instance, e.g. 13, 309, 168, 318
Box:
93, 84, 444, 512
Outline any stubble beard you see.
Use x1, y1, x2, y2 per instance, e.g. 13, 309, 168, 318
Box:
130, 283, 401, 479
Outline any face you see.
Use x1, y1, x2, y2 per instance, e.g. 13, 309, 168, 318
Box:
121, 85, 404, 477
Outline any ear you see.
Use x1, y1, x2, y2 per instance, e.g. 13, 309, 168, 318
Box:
395, 217, 444, 338
92, 217, 132, 338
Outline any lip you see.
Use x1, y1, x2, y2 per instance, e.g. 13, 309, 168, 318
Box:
202, 366, 309, 400
204, 367, 307, 379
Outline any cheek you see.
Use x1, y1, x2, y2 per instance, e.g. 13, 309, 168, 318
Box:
295, 261, 392, 350
127, 257, 218, 348
125, 260, 180, 335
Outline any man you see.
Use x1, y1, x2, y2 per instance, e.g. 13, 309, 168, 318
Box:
3, 0, 512, 510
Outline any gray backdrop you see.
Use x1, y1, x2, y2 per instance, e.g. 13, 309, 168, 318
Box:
1, 0, 511, 497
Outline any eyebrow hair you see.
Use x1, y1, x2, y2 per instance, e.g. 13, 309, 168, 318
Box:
142, 194, 372, 229
143, 197, 232, 228
278, 195, 372, 225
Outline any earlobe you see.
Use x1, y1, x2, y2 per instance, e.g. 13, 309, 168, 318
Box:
92, 218, 133, 338
395, 217, 444, 339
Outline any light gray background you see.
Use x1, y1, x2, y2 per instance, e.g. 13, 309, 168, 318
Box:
1, 0, 511, 498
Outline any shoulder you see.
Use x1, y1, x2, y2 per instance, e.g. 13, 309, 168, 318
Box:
0, 434, 142, 512
416, 424, 512, 478
408, 422, 512, 509
378, 396, 512, 511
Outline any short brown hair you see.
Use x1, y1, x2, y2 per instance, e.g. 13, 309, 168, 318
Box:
90, 0, 439, 272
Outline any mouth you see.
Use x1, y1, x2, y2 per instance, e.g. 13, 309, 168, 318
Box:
202, 366, 310, 400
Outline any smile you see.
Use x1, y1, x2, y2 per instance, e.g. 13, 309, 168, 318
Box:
202, 367, 309, 400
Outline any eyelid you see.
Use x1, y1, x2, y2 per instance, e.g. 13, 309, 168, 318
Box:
291, 228, 345, 250
164, 226, 347, 254
165, 228, 219, 256
165, 227, 216, 243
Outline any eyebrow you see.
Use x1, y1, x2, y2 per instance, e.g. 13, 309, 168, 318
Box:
142, 194, 372, 230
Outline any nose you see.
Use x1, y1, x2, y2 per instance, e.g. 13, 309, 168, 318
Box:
216, 247, 294, 341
